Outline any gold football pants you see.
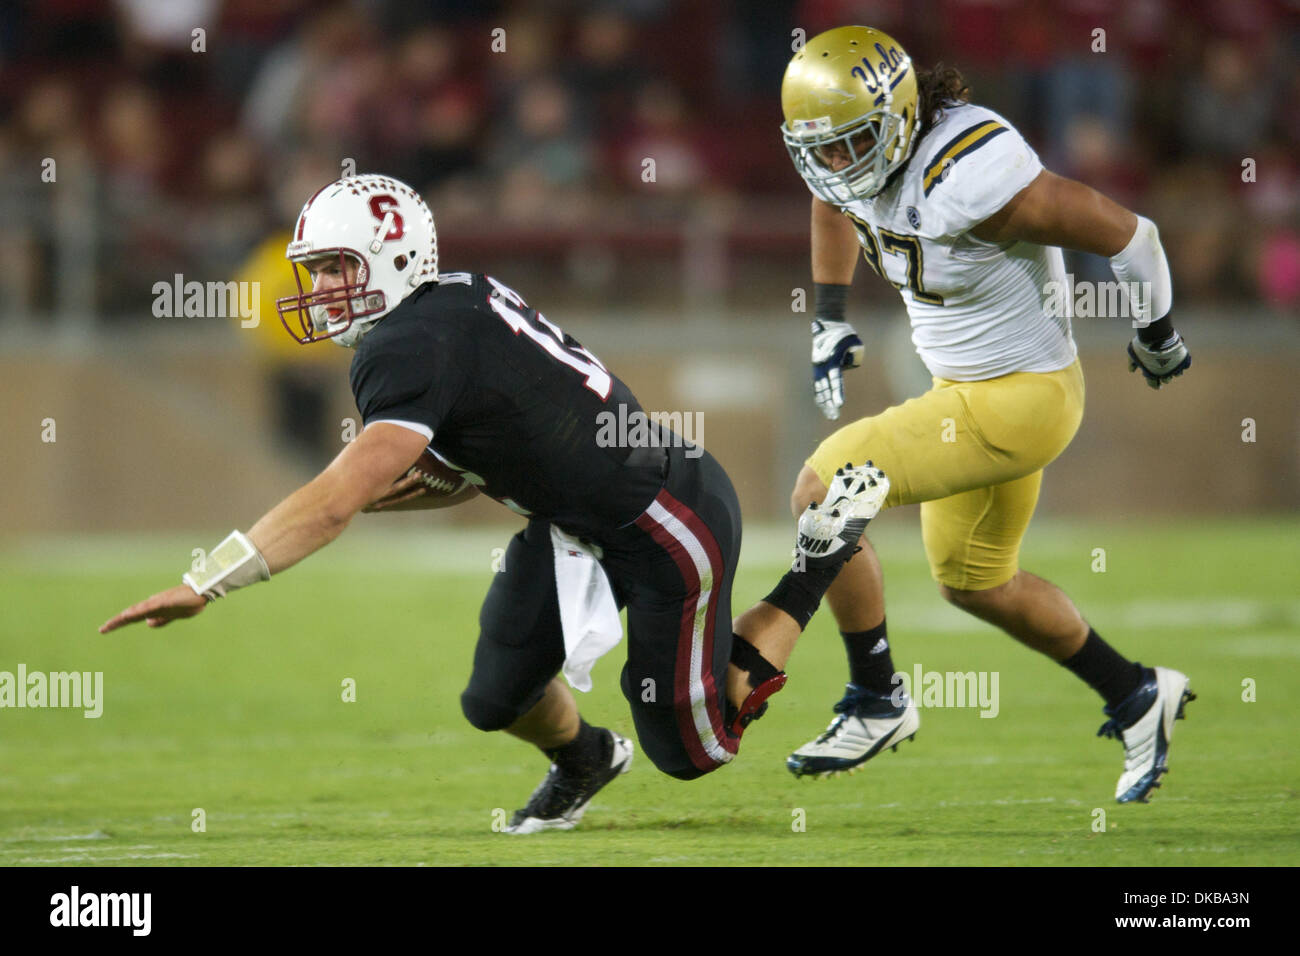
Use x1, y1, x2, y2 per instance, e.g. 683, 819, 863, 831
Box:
807, 360, 1085, 590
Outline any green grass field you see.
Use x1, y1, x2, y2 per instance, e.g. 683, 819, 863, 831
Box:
1, 517, 1297, 866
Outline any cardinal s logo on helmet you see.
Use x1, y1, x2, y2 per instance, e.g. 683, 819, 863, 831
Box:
276, 174, 439, 348
781, 26, 920, 204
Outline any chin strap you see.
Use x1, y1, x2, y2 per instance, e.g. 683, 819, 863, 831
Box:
369, 212, 395, 254
726, 635, 788, 738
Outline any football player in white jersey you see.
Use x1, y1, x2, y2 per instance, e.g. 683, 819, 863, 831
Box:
779, 26, 1194, 803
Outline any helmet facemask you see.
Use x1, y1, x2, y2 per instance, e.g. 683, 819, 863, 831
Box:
784, 102, 912, 204
277, 249, 386, 347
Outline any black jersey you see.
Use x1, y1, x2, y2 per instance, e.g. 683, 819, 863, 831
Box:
350, 272, 667, 538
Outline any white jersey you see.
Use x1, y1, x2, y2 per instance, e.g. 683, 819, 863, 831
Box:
835, 103, 1076, 381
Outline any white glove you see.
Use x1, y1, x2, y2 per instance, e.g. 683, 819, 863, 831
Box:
811, 319, 864, 420
1128, 332, 1191, 389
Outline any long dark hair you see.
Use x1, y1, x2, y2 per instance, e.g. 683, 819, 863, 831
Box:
914, 64, 971, 135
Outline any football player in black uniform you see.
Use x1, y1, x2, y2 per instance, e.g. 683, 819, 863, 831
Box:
101, 175, 890, 833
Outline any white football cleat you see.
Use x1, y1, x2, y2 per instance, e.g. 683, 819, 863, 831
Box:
787, 682, 920, 778
1098, 666, 1195, 803
796, 462, 890, 570
505, 730, 633, 834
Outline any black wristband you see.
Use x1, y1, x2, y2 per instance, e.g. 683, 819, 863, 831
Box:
1135, 314, 1175, 346
814, 283, 850, 322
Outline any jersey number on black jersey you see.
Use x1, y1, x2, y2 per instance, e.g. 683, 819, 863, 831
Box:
457, 273, 615, 400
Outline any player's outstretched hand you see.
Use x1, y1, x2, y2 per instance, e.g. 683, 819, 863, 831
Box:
811, 318, 864, 420
99, 584, 207, 634
1128, 332, 1191, 389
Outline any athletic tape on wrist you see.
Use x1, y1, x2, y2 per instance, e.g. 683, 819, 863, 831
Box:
182, 530, 270, 601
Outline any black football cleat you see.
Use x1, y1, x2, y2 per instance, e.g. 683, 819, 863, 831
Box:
505, 730, 633, 834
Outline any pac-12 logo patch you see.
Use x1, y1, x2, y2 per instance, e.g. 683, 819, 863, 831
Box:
906, 205, 921, 229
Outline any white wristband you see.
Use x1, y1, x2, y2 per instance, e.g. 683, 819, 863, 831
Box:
1109, 214, 1173, 327
182, 531, 270, 601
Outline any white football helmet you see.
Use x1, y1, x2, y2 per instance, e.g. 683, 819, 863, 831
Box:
276, 174, 439, 347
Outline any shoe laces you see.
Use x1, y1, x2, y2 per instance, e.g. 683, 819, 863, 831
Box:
814, 713, 849, 744
832, 696, 862, 716
814, 687, 874, 742
1096, 718, 1122, 741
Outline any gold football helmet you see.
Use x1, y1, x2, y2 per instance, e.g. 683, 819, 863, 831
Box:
781, 26, 920, 203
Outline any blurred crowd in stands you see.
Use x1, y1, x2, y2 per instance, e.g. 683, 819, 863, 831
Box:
1, 0, 1298, 321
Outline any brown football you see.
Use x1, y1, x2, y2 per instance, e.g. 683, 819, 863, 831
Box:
407, 450, 469, 496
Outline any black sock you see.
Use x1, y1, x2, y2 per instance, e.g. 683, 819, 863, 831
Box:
1062, 628, 1145, 708
763, 561, 845, 630
544, 717, 609, 775
842, 619, 894, 694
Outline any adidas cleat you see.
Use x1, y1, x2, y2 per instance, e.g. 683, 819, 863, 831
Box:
1097, 665, 1195, 803
505, 730, 633, 834
787, 682, 920, 778
796, 462, 890, 571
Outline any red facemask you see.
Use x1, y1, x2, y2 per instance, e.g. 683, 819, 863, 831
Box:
275, 248, 386, 345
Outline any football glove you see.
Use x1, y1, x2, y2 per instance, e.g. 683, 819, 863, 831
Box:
1127, 331, 1191, 389
811, 318, 864, 420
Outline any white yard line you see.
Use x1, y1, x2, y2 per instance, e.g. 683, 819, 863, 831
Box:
13, 852, 198, 863
0, 830, 111, 842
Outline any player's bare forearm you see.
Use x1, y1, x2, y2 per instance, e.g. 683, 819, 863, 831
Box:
811, 197, 860, 285
98, 423, 428, 634
102, 471, 370, 633
249, 422, 430, 572
246, 477, 354, 574
971, 169, 1138, 256
99, 491, 344, 634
